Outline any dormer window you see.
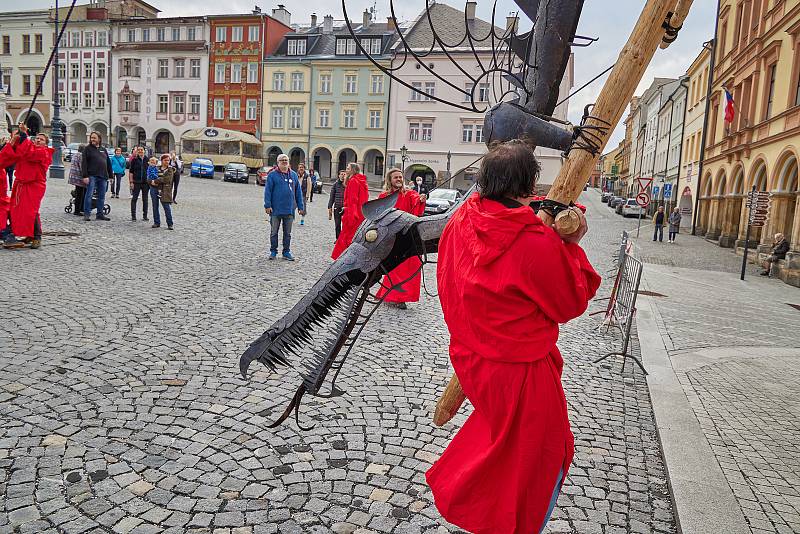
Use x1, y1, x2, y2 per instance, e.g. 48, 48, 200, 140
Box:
287, 39, 307, 56
360, 37, 381, 54
336, 38, 357, 55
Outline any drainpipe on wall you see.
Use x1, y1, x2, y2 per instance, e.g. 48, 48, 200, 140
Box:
384, 55, 391, 177
673, 76, 689, 216
108, 22, 113, 149
307, 60, 313, 168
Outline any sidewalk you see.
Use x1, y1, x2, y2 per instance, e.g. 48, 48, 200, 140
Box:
631, 233, 800, 534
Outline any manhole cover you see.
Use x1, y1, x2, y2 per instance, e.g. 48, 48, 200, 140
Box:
788, 303, 800, 312
639, 290, 667, 297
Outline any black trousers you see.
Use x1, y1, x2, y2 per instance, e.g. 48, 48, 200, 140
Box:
34, 214, 41, 239
131, 182, 149, 218
74, 186, 86, 215
334, 208, 343, 239
172, 174, 180, 201
653, 225, 664, 242
309, 187, 314, 202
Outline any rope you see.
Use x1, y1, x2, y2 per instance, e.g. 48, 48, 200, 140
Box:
24, 0, 79, 126
554, 63, 615, 108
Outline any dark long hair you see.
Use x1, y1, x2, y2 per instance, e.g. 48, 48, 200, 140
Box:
477, 139, 540, 200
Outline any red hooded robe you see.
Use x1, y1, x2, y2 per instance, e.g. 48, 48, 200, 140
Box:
0, 149, 13, 230
2, 138, 53, 238
375, 189, 426, 303
426, 193, 601, 534
331, 173, 369, 260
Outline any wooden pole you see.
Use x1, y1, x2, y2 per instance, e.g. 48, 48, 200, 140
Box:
660, 0, 695, 49
433, 0, 690, 426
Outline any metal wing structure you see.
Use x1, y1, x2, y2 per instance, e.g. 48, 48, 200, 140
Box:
241, 0, 589, 428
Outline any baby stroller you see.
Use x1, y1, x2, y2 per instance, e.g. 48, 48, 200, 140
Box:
64, 188, 111, 216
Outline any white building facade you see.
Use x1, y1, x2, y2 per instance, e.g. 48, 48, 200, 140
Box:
655, 78, 688, 210
111, 17, 209, 154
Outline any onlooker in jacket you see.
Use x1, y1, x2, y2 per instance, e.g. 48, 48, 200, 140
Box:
110, 148, 127, 199
652, 205, 665, 242
150, 154, 175, 230
761, 233, 790, 276
309, 166, 319, 201
81, 131, 113, 221
412, 176, 429, 196
68, 145, 86, 216
668, 207, 681, 243
297, 163, 312, 226
264, 153, 305, 260
128, 147, 149, 221
328, 170, 347, 239
170, 151, 183, 203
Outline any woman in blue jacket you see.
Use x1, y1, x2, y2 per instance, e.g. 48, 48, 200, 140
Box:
110, 147, 127, 199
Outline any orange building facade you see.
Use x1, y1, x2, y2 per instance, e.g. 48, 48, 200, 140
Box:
207, 14, 290, 137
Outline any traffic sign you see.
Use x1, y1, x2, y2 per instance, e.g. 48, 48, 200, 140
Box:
652, 185, 660, 197
663, 183, 673, 199
636, 192, 650, 207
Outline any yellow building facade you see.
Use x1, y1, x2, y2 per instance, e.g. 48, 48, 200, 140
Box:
261, 62, 312, 168
699, 0, 800, 286
681, 47, 711, 227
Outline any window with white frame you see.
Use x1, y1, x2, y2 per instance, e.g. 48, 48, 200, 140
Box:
408, 122, 420, 141
318, 108, 330, 128
215, 63, 226, 83
319, 73, 331, 93
289, 107, 302, 129
462, 123, 473, 142
359, 38, 381, 54
97, 31, 107, 47
246, 99, 257, 120
187, 27, 197, 41
231, 26, 243, 42
142, 28, 150, 42
216, 26, 226, 42
83, 63, 92, 78
273, 72, 285, 91
291, 72, 304, 91
70, 93, 78, 108
475, 123, 484, 143
464, 82, 474, 101
272, 107, 284, 129
58, 93, 66, 107
127, 29, 135, 42
120, 58, 141, 77
190, 59, 201, 78
247, 63, 258, 83
369, 109, 381, 129
343, 109, 356, 128
231, 63, 241, 83
158, 94, 168, 114
424, 82, 435, 100
335, 38, 356, 55
97, 63, 105, 79
421, 122, 433, 141
57, 64, 66, 79
97, 92, 105, 109
172, 27, 180, 41
214, 99, 224, 119
71, 31, 80, 46
370, 74, 383, 94
478, 83, 490, 102
230, 98, 240, 119
248, 25, 259, 42
83, 93, 92, 108
71, 63, 79, 78
410, 81, 423, 101
157, 27, 166, 41
174, 59, 185, 78
347, 39, 356, 54
287, 39, 306, 55
190, 95, 201, 115
158, 59, 169, 78
344, 74, 357, 94
84, 31, 94, 47
174, 94, 185, 114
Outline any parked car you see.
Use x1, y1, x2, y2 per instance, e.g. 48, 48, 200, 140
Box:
190, 158, 215, 178
609, 196, 624, 210
425, 188, 462, 215
621, 198, 645, 218
223, 162, 249, 183
62, 143, 80, 162
601, 191, 612, 203
256, 166, 271, 186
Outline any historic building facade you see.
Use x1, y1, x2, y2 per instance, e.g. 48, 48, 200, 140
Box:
110, 16, 209, 154
699, 0, 800, 286
0, 9, 53, 135
680, 47, 711, 226
655, 77, 688, 211
207, 10, 290, 138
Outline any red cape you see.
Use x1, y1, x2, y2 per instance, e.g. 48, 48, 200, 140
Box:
375, 189, 426, 303
2, 139, 52, 238
426, 193, 600, 534
0, 147, 12, 228
331, 173, 369, 259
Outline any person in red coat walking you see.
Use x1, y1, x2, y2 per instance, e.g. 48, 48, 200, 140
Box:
426, 140, 601, 534
1, 124, 53, 249
331, 162, 369, 260
375, 167, 427, 309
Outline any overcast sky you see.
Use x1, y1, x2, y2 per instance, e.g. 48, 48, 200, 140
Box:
27, 0, 716, 147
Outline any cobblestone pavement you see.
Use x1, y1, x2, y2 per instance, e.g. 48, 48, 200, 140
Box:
627, 202, 800, 534
1, 179, 675, 533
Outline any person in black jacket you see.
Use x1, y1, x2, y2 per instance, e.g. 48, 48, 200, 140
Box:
328, 170, 347, 239
761, 233, 790, 276
81, 131, 113, 221
128, 146, 149, 221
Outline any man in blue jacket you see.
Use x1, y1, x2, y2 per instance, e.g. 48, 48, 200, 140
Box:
264, 153, 305, 260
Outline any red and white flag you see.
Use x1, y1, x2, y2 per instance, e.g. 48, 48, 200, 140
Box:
724, 88, 735, 124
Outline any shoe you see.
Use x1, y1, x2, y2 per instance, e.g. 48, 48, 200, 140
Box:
300, 219, 305, 226
74, 211, 84, 217
282, 252, 295, 261
143, 216, 149, 221
167, 225, 174, 230
151, 224, 160, 228
2, 237, 25, 249
760, 271, 769, 276
173, 200, 178, 204
84, 215, 90, 221
96, 215, 110, 221
269, 252, 277, 260
30, 239, 41, 249
396, 303, 408, 310
131, 216, 136, 221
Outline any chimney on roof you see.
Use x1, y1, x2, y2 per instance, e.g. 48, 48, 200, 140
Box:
252, 5, 261, 14
362, 9, 371, 28
310, 13, 317, 28
323, 14, 333, 34
466, 1, 477, 21
386, 16, 396, 30
271, 4, 291, 26
506, 13, 518, 32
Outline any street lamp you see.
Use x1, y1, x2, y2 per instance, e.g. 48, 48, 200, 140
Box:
400, 144, 409, 173
49, 0, 65, 179
446, 150, 451, 172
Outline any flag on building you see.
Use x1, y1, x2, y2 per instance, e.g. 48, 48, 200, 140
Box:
724, 88, 735, 124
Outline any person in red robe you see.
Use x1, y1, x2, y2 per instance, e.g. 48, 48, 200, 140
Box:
375, 167, 427, 309
426, 140, 601, 534
331, 162, 369, 260
1, 124, 53, 249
